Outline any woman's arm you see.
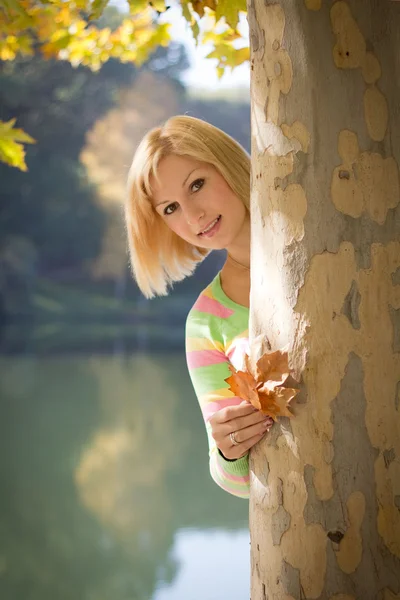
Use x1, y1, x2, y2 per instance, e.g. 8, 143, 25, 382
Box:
185, 312, 251, 499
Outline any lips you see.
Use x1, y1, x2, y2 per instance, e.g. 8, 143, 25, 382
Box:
198, 215, 221, 236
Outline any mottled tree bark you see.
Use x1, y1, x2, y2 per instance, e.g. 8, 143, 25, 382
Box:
247, 1, 400, 598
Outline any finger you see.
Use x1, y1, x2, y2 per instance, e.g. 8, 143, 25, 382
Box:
236, 427, 272, 456
228, 418, 272, 445
222, 428, 271, 460
221, 411, 273, 437
213, 401, 258, 425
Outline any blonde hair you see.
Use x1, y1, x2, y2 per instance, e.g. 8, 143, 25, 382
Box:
125, 115, 250, 298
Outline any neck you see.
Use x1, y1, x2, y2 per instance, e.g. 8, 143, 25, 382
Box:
227, 253, 250, 271
225, 213, 251, 270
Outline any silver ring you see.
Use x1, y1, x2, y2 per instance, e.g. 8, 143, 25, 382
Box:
230, 431, 240, 446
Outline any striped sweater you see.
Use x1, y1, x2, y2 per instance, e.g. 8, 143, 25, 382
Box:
185, 271, 250, 499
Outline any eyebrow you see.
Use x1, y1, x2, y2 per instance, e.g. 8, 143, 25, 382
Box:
155, 167, 200, 207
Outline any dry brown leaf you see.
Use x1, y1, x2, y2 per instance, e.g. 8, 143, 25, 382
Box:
254, 348, 290, 387
225, 365, 259, 406
258, 386, 298, 420
225, 348, 298, 421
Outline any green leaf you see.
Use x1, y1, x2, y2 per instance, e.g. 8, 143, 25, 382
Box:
0, 119, 35, 171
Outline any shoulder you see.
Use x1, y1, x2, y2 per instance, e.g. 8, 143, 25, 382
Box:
186, 274, 235, 330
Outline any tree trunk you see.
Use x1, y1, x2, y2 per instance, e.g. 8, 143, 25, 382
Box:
247, 1, 400, 598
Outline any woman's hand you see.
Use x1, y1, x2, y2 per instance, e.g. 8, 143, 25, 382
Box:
209, 401, 274, 460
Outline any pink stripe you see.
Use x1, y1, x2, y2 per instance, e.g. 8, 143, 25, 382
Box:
211, 477, 249, 498
202, 397, 243, 422
186, 349, 227, 369
215, 458, 250, 484
192, 295, 234, 319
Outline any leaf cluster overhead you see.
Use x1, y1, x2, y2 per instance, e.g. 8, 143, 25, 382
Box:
0, 0, 248, 170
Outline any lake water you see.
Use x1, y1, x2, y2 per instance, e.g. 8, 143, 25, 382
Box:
0, 350, 250, 599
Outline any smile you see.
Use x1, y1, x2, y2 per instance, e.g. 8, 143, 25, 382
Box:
198, 215, 221, 237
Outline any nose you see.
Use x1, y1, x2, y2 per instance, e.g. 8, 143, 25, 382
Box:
184, 204, 205, 227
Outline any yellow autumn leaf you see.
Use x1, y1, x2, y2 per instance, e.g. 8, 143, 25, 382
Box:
215, 0, 246, 30
127, 0, 150, 15
232, 45, 249, 67
90, 0, 110, 21
0, 0, 249, 167
0, 119, 35, 171
150, 0, 168, 12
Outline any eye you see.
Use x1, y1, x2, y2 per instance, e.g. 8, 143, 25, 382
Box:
163, 202, 178, 216
190, 178, 204, 193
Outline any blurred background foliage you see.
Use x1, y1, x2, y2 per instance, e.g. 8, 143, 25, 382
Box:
0, 3, 251, 598
0, 0, 249, 169
0, 6, 250, 354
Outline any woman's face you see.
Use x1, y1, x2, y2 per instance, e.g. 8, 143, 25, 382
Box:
151, 154, 248, 251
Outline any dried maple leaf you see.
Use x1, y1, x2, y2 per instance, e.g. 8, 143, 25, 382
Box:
225, 348, 298, 421
225, 364, 259, 406
254, 348, 290, 388
258, 385, 299, 420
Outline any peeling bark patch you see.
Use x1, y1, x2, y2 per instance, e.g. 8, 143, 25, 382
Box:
301, 349, 400, 596
296, 242, 400, 565
281, 122, 310, 154
250, 3, 292, 145
330, 2, 389, 141
271, 479, 290, 546
336, 491, 365, 573
280, 560, 301, 599
358, 244, 400, 558
249, 0, 400, 594
392, 267, 400, 287
331, 130, 400, 224
272, 504, 291, 546
395, 497, 400, 510
389, 306, 400, 353
362, 52, 381, 85
250, 2, 309, 260
331, 2, 366, 69
383, 448, 396, 469
341, 280, 361, 329
247, 0, 262, 54
364, 86, 389, 142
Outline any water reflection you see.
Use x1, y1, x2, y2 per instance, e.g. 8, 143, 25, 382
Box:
0, 351, 249, 599
154, 529, 250, 600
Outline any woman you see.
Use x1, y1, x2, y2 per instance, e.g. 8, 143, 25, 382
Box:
126, 115, 273, 499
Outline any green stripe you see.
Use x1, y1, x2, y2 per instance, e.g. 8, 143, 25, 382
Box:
188, 362, 231, 397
